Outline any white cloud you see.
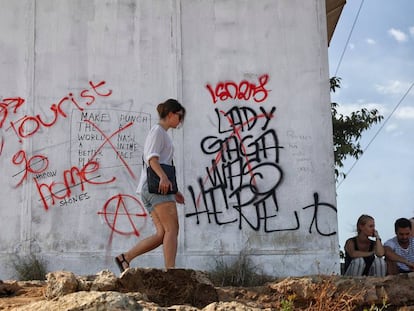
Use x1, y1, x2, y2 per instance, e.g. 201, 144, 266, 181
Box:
394, 106, 414, 120
336, 101, 387, 117
391, 130, 404, 137
385, 123, 404, 137
385, 123, 398, 132
388, 28, 408, 42
375, 80, 412, 95
385, 125, 404, 137
366, 38, 376, 45
409, 26, 414, 36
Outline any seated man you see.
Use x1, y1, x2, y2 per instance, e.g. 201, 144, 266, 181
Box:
384, 218, 414, 274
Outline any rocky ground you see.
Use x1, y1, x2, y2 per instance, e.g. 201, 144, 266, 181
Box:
0, 280, 44, 310
1, 268, 414, 310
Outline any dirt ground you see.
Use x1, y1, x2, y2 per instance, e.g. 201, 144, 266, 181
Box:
0, 280, 324, 311
0, 281, 46, 310
1, 278, 412, 311
0, 280, 276, 310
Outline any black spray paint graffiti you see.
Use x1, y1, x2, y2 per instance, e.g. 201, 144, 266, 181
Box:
303, 192, 337, 236
185, 105, 337, 236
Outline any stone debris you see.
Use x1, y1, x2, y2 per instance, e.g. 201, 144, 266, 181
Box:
7, 269, 414, 310
0, 280, 21, 296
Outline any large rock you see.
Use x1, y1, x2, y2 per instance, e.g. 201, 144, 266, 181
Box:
90, 269, 118, 291
14, 291, 148, 311
40, 268, 217, 309
45, 270, 79, 299
203, 301, 268, 311
46, 269, 119, 297
118, 268, 218, 308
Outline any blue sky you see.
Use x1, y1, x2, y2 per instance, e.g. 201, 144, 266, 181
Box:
328, 0, 414, 248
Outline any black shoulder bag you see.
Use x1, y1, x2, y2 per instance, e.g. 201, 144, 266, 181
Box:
146, 160, 178, 195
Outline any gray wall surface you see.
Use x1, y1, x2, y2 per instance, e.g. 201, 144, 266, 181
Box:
0, 0, 338, 279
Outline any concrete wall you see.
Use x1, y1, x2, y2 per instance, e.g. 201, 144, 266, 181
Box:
0, 0, 338, 279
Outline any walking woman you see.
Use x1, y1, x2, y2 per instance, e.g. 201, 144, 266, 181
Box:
344, 214, 386, 276
115, 98, 185, 272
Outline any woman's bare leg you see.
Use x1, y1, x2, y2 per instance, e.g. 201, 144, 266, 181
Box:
153, 201, 179, 269
117, 210, 165, 268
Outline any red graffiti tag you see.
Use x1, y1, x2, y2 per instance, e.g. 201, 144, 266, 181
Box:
0, 135, 4, 156
35, 159, 115, 210
0, 97, 25, 128
12, 150, 49, 187
28, 120, 135, 210
205, 74, 270, 104
6, 81, 112, 143
84, 120, 136, 179
98, 194, 147, 237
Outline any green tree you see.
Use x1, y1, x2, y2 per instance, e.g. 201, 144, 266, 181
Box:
330, 77, 384, 179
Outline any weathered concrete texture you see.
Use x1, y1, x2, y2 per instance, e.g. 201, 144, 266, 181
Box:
0, 0, 337, 279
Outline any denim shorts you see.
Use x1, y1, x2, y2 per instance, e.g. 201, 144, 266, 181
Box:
140, 182, 176, 214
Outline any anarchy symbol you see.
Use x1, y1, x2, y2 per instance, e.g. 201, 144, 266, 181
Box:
99, 194, 147, 237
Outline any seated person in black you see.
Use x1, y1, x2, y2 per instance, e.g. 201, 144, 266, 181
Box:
344, 214, 386, 276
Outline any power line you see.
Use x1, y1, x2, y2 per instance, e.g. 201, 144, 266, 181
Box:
334, 0, 365, 77
337, 81, 414, 189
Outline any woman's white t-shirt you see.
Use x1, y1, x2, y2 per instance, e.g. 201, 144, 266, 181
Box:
136, 124, 174, 194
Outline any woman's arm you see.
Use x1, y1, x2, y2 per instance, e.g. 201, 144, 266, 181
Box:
373, 230, 385, 257
148, 157, 172, 194
384, 246, 414, 270
344, 238, 374, 258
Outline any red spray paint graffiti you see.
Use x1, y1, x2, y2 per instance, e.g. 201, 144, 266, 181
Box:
4, 81, 112, 143
12, 150, 49, 187
34, 159, 116, 210
0, 97, 25, 128
83, 120, 136, 179
5, 80, 148, 241
98, 194, 148, 237
205, 74, 271, 104
0, 135, 4, 156
28, 120, 136, 210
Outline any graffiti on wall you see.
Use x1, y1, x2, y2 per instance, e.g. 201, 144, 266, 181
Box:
1, 74, 336, 242
185, 74, 337, 236
1, 80, 150, 238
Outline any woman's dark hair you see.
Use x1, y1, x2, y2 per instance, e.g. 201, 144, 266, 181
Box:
157, 98, 186, 121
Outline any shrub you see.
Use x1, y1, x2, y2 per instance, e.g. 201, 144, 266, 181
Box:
304, 276, 365, 311
207, 253, 273, 287
12, 254, 47, 281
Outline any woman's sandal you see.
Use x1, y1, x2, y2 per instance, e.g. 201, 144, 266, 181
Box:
115, 254, 129, 273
